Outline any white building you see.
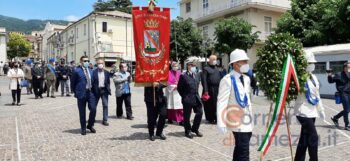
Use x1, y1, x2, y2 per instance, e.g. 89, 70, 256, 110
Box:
41, 22, 68, 61
51, 10, 134, 67
179, 0, 291, 68
305, 43, 350, 98
0, 27, 7, 63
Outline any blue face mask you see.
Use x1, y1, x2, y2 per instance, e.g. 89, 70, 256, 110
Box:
190, 67, 197, 73
83, 62, 89, 68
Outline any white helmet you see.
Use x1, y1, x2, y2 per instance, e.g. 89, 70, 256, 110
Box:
305, 50, 317, 63
229, 49, 250, 64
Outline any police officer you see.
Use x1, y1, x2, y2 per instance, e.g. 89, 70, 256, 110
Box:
294, 51, 326, 161
217, 49, 253, 161
177, 59, 203, 139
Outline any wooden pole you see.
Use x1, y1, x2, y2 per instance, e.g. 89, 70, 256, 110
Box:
259, 102, 274, 161
284, 105, 294, 161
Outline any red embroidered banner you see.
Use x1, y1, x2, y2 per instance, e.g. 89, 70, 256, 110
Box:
132, 7, 170, 83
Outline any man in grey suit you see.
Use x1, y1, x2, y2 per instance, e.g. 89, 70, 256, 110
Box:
113, 63, 133, 120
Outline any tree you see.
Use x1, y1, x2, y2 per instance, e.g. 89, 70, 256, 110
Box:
276, 0, 350, 47
255, 33, 308, 102
170, 17, 203, 64
7, 33, 31, 60
214, 17, 259, 54
93, 0, 132, 14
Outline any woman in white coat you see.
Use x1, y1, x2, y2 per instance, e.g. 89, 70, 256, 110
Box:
294, 51, 325, 161
7, 62, 24, 106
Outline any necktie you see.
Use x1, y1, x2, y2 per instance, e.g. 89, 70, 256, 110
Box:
310, 75, 316, 87
240, 75, 245, 87
84, 68, 92, 89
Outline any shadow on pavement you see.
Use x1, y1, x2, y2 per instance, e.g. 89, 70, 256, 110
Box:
110, 132, 149, 141
167, 131, 185, 138
63, 128, 81, 134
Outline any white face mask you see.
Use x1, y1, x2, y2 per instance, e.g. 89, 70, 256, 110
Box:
239, 64, 250, 73
306, 64, 315, 72
123, 67, 128, 71
348, 69, 350, 73
212, 60, 217, 65
190, 67, 197, 73
98, 64, 104, 69
172, 66, 178, 71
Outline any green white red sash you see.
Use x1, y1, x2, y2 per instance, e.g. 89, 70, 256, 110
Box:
258, 54, 300, 156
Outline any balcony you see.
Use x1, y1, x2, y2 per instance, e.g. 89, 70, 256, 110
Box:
194, 0, 290, 22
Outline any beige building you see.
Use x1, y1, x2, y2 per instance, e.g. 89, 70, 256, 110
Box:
179, 0, 291, 68
0, 28, 7, 62
41, 22, 68, 61
51, 11, 134, 67
25, 33, 42, 60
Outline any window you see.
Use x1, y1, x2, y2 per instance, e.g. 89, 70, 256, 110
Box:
203, 26, 209, 40
203, 0, 209, 15
186, 2, 191, 13
84, 24, 87, 36
76, 27, 79, 39
102, 22, 107, 33
330, 61, 347, 73
314, 62, 327, 74
264, 16, 272, 35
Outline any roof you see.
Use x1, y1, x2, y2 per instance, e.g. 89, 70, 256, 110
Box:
304, 43, 350, 55
51, 24, 67, 30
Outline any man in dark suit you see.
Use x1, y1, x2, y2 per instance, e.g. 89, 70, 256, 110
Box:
71, 56, 97, 135
144, 82, 167, 141
177, 60, 203, 139
32, 61, 45, 99
92, 59, 111, 126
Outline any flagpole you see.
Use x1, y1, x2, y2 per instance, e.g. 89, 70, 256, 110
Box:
284, 104, 294, 161
259, 102, 274, 161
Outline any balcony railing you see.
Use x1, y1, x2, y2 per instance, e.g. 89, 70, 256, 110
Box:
197, 0, 290, 20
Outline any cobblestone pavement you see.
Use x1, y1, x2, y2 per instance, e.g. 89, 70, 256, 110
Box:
1, 76, 350, 161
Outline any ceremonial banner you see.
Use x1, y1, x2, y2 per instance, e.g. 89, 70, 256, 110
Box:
132, 7, 170, 84
258, 54, 300, 157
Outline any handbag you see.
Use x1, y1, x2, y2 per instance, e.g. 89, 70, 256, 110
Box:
335, 92, 342, 104
20, 79, 29, 87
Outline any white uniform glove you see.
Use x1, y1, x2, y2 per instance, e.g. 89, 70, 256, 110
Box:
319, 111, 326, 121
217, 126, 227, 134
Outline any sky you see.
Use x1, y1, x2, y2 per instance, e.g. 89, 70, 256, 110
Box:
0, 0, 180, 21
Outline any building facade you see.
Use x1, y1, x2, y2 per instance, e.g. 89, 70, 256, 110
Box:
50, 11, 134, 67
41, 22, 68, 61
0, 28, 7, 63
179, 0, 291, 68
25, 33, 43, 60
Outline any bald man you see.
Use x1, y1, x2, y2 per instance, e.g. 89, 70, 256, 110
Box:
201, 55, 222, 124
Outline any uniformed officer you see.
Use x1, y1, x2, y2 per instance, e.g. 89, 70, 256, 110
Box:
217, 49, 253, 161
177, 59, 203, 139
294, 51, 325, 161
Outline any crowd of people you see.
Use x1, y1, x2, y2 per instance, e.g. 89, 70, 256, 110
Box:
1, 49, 349, 161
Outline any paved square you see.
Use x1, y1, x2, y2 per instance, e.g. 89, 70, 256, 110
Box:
1, 76, 350, 161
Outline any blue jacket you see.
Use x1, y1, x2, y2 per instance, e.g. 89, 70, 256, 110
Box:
71, 67, 94, 99
92, 69, 111, 96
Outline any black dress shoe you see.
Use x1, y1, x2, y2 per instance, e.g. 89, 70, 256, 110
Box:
168, 120, 173, 124
47, 94, 49, 97
331, 117, 339, 127
66, 94, 71, 97
102, 121, 109, 126
156, 133, 167, 140
81, 129, 87, 135
127, 116, 134, 120
185, 133, 193, 139
87, 127, 96, 133
12, 102, 15, 105
149, 135, 155, 141
39, 95, 43, 99
35, 96, 38, 99
179, 122, 184, 126
117, 116, 123, 119
192, 130, 203, 137
51, 96, 56, 98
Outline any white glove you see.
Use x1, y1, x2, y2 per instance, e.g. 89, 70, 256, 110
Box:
217, 126, 227, 134
319, 111, 326, 121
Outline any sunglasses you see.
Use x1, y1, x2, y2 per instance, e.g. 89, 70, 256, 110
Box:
83, 60, 90, 63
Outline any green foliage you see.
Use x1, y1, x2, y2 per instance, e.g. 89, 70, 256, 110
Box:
93, 0, 132, 14
0, 15, 69, 34
7, 33, 32, 59
276, 0, 350, 47
170, 17, 203, 63
214, 17, 259, 54
255, 33, 308, 103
